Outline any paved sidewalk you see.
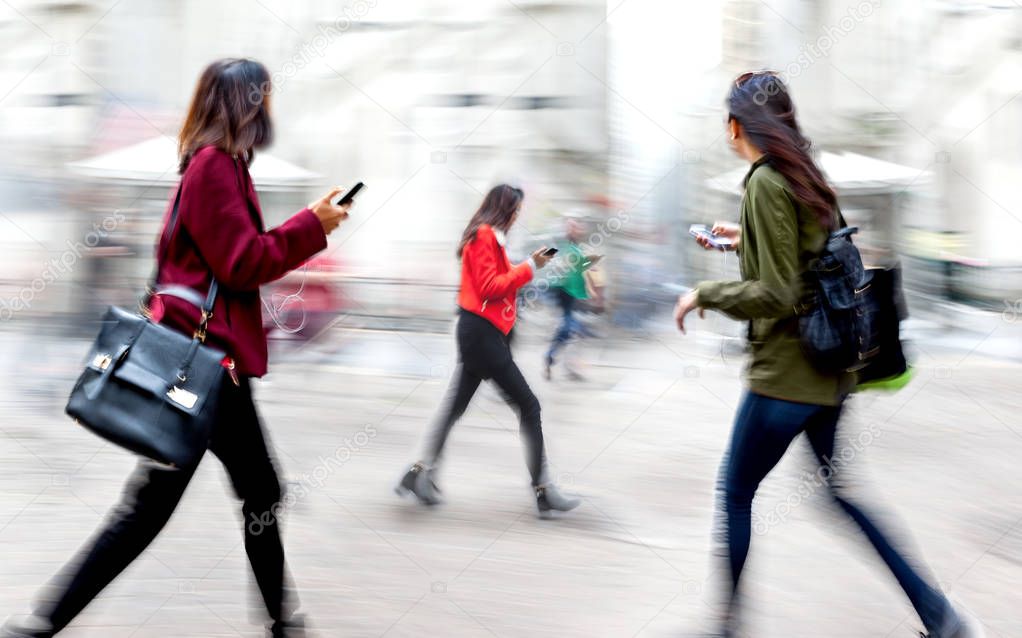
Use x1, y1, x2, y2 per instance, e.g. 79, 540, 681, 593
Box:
0, 318, 1019, 637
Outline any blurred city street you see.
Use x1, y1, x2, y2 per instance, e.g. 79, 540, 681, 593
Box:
1, 309, 1020, 638
2, 1, 1022, 636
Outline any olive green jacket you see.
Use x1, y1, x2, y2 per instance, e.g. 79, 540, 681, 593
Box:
696, 158, 851, 406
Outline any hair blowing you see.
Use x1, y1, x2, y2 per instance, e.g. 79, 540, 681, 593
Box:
178, 58, 273, 174
457, 184, 525, 258
728, 73, 837, 229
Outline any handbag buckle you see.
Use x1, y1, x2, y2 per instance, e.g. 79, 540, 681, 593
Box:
193, 309, 211, 342
92, 353, 112, 370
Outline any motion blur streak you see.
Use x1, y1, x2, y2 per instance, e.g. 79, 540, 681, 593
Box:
0, 1, 1019, 637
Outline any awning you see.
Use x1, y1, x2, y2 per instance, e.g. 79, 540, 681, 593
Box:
67, 136, 321, 191
706, 151, 931, 196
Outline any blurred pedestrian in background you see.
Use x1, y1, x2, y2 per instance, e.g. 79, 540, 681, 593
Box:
543, 215, 602, 381
397, 184, 581, 516
2, 58, 351, 638
673, 72, 981, 638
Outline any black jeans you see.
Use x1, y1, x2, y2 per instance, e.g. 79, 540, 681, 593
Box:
721, 391, 952, 633
424, 310, 548, 486
35, 377, 291, 633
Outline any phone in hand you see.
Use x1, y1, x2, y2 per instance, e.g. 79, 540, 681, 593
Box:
542, 247, 559, 257
689, 224, 733, 250
332, 182, 365, 207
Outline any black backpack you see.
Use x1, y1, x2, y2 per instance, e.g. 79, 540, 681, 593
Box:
797, 227, 877, 374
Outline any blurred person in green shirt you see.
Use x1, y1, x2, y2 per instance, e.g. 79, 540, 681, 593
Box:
544, 217, 601, 380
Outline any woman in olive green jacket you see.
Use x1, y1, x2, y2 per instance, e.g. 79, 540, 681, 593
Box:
673, 72, 978, 638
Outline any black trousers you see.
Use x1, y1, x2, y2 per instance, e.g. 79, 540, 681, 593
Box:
35, 377, 291, 632
424, 310, 548, 486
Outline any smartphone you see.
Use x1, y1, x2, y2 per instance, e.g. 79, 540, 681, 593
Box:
333, 182, 365, 206
689, 224, 733, 250
542, 247, 559, 257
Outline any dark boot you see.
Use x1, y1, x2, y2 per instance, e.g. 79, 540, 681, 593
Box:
395, 462, 442, 505
0, 616, 54, 638
535, 483, 580, 516
267, 613, 306, 637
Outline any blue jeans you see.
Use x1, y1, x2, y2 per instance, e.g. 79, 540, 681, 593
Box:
722, 391, 953, 634
546, 289, 589, 364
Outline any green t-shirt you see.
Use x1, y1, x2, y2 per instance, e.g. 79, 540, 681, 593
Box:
552, 240, 590, 299
696, 159, 853, 406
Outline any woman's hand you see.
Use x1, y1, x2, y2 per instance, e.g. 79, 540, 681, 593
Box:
309, 186, 351, 236
531, 247, 553, 269
696, 221, 741, 252
674, 290, 704, 334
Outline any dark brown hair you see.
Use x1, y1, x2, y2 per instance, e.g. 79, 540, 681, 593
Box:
178, 58, 273, 174
728, 72, 837, 228
457, 184, 524, 257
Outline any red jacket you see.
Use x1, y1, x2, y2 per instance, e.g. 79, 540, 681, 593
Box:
456, 224, 534, 334
149, 145, 327, 377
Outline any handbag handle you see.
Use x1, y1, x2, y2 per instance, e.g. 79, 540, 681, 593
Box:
143, 184, 219, 342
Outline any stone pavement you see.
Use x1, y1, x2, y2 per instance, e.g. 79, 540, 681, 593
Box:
0, 312, 1019, 637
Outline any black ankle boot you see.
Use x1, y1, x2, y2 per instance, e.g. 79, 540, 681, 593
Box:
267, 613, 305, 637
1, 616, 54, 638
395, 462, 442, 505
535, 484, 581, 515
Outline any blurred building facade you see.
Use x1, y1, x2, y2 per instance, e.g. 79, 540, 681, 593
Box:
0, 0, 610, 329
1, 0, 1020, 335
673, 0, 1022, 307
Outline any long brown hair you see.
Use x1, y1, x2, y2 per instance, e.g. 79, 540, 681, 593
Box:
178, 58, 273, 174
728, 72, 837, 228
456, 184, 524, 257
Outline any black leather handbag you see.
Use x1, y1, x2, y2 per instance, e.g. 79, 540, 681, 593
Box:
855, 264, 909, 385
66, 188, 226, 468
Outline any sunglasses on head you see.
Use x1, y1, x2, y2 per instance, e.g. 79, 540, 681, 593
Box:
735, 70, 780, 88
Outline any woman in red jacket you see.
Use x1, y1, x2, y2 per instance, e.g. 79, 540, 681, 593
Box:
397, 184, 581, 515
2, 59, 348, 638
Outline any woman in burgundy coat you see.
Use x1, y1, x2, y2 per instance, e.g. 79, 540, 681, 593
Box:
2, 59, 349, 638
